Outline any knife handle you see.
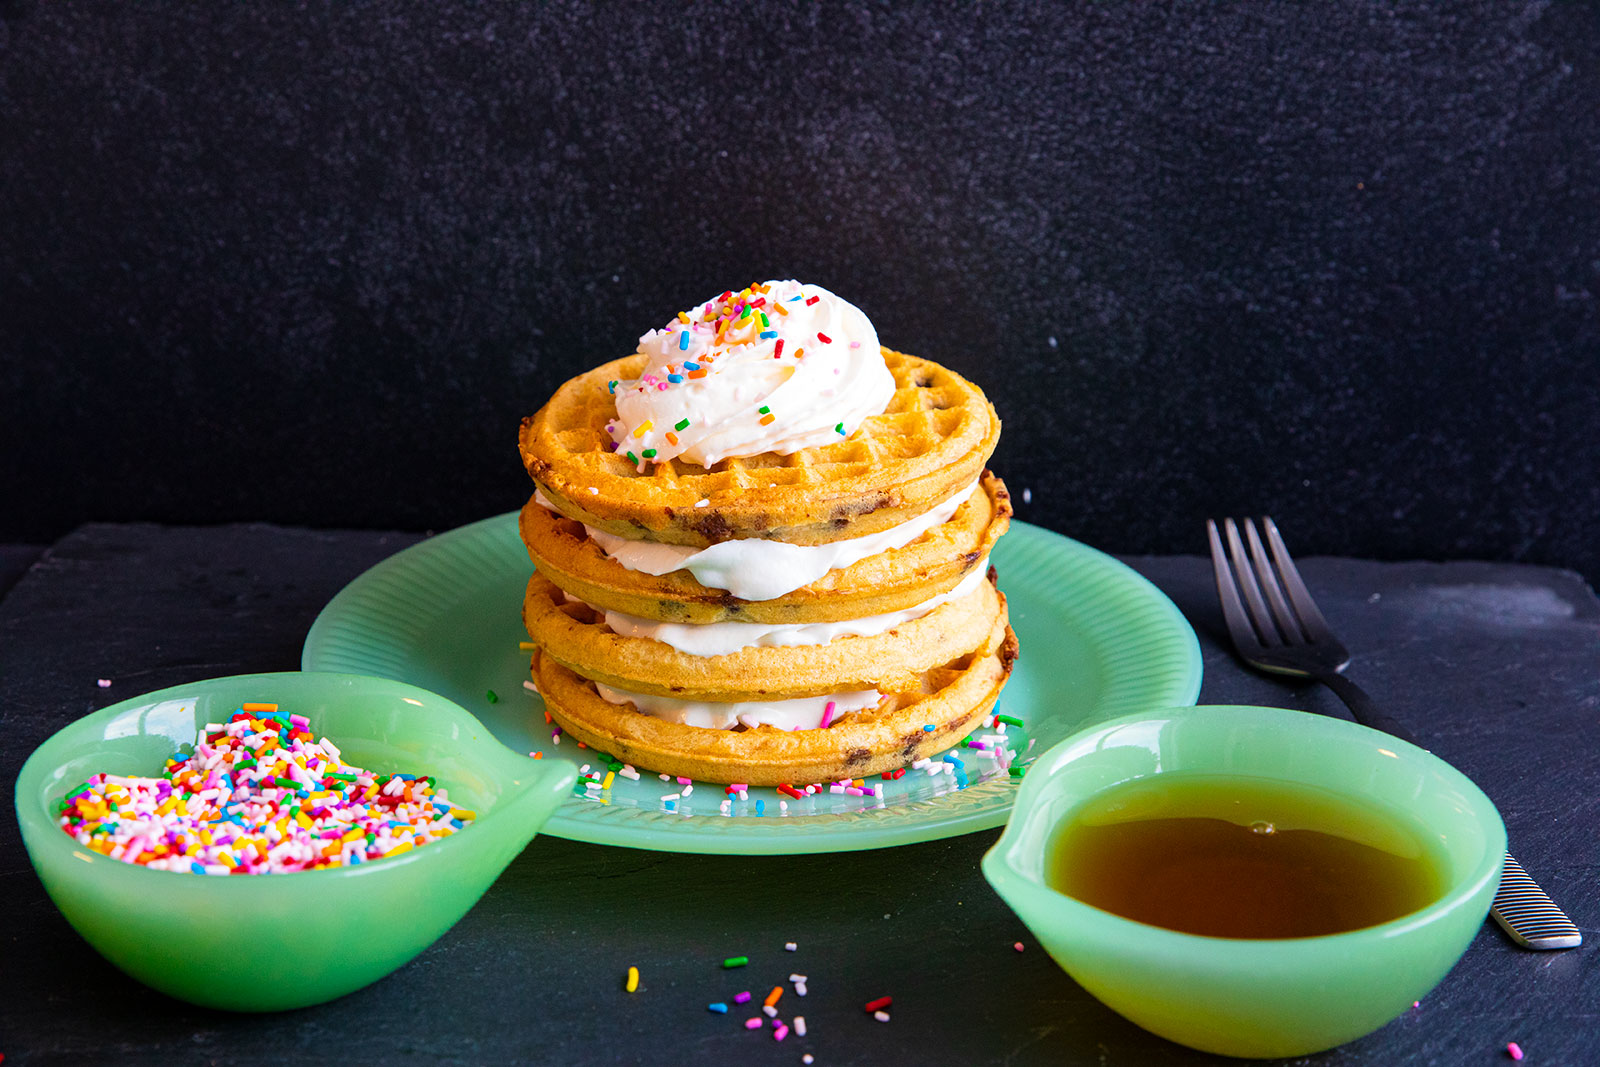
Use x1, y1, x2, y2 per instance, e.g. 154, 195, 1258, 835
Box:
1491, 854, 1582, 950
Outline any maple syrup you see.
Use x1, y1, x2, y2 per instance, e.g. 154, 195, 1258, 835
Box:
1046, 774, 1447, 939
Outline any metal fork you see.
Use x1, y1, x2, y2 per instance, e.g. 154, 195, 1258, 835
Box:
1208, 516, 1580, 951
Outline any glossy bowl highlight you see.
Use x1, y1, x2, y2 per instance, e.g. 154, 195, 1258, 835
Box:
982, 705, 1505, 1059
16, 672, 576, 1011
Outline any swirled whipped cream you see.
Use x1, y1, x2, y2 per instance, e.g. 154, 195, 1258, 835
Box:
590, 558, 989, 657
593, 683, 882, 731
539, 479, 978, 601
607, 280, 894, 468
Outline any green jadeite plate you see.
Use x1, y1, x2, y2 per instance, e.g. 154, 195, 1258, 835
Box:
302, 515, 1201, 854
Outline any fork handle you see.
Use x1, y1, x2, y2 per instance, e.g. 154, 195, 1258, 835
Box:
1313, 670, 1582, 950
1312, 670, 1424, 748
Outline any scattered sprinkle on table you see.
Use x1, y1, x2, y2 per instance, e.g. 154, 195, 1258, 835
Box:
55, 705, 472, 873
723, 955, 749, 969
1508, 1042, 1525, 1061
97, 679, 112, 688
625, 966, 639, 993
1013, 941, 1025, 952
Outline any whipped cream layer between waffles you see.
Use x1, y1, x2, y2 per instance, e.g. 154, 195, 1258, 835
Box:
524, 567, 1006, 702
518, 470, 1011, 624
531, 607, 1017, 786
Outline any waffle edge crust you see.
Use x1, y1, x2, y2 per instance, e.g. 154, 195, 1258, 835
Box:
520, 348, 1001, 547
519, 469, 1012, 624
530, 610, 1018, 787
523, 569, 1006, 701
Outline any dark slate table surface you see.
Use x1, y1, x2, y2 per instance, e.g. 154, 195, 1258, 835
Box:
2, 524, 1596, 1067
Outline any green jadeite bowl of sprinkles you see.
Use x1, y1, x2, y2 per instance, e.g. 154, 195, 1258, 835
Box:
15, 671, 576, 1012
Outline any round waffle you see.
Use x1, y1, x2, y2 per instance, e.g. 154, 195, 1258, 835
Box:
520, 470, 1011, 624
530, 610, 1018, 786
520, 349, 1001, 547
523, 570, 1005, 701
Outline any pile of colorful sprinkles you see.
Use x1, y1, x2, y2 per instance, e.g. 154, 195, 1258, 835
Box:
55, 703, 474, 873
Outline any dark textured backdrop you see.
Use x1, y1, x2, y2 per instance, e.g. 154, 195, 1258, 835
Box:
3, 1, 1597, 579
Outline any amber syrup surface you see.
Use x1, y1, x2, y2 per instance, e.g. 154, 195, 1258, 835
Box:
1046, 775, 1447, 939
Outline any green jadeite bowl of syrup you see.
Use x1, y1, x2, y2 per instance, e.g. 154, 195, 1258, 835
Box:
982, 704, 1505, 1059
15, 671, 576, 1011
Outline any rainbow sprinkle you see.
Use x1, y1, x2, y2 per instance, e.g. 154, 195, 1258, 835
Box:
55, 706, 473, 874
608, 281, 869, 466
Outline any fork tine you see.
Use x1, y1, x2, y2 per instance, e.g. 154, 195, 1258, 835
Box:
1261, 516, 1337, 644
1242, 517, 1308, 643
1207, 519, 1262, 652
1222, 517, 1284, 645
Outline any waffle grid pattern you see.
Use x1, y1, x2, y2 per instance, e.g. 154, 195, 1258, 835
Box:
521, 348, 1000, 546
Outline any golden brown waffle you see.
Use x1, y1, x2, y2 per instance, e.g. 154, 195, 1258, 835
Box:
519, 349, 1001, 547
520, 470, 1011, 624
530, 611, 1018, 786
523, 570, 1005, 701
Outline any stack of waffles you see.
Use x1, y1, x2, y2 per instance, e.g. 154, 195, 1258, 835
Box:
516, 290, 1015, 787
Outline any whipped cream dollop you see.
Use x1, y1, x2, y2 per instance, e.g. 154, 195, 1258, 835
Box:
607, 280, 895, 468
591, 558, 989, 657
593, 682, 882, 731
545, 479, 978, 601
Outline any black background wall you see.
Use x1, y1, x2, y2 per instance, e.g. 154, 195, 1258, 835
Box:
3, 1, 1597, 580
